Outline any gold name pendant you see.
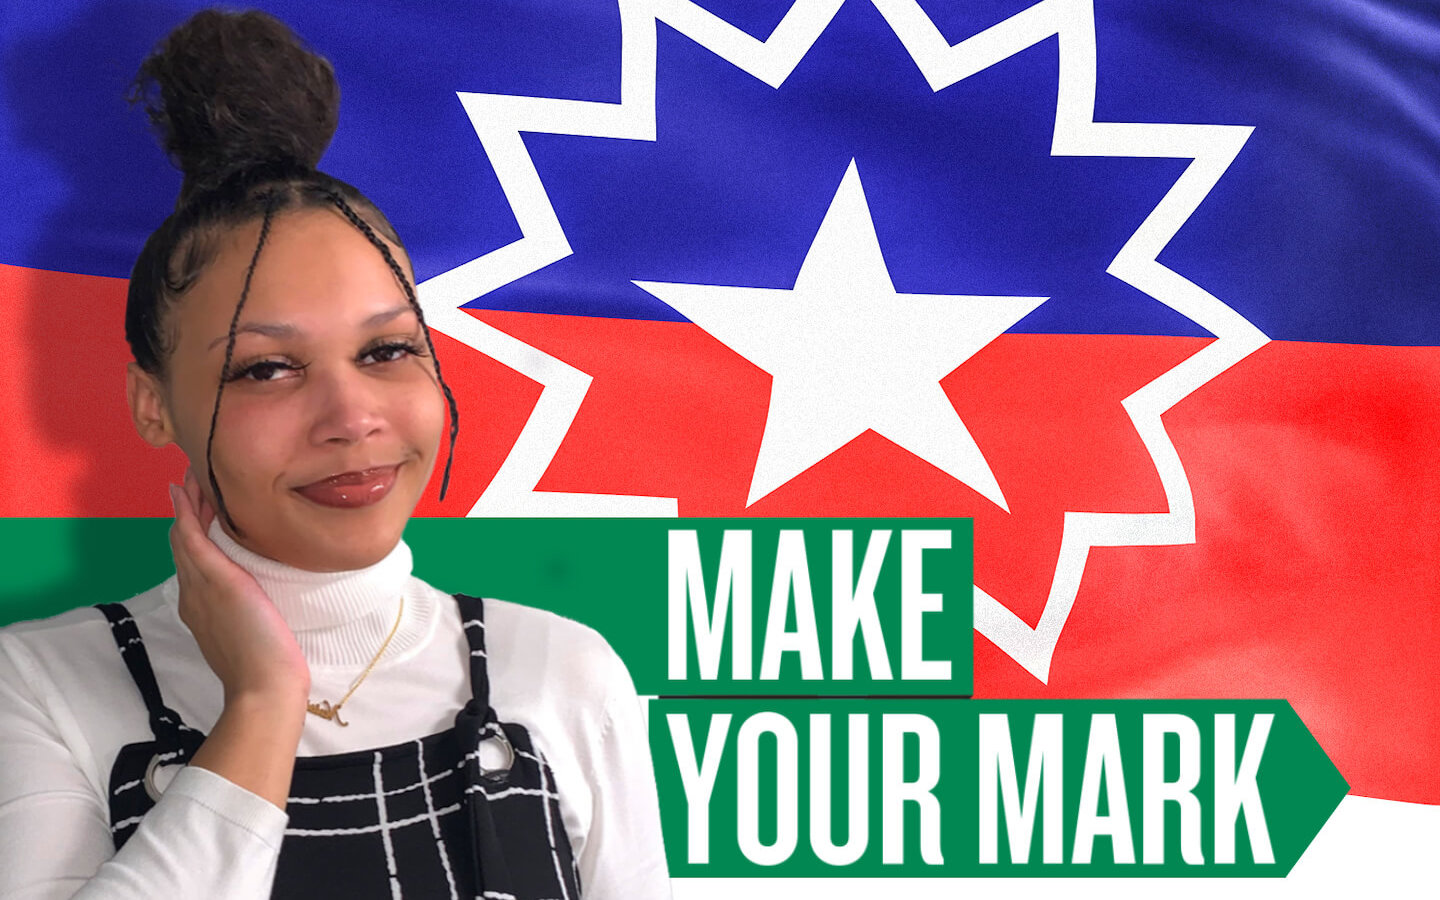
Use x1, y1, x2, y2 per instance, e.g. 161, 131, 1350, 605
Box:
305, 595, 405, 729
306, 699, 349, 727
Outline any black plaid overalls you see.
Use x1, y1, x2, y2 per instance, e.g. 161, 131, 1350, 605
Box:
95, 593, 583, 899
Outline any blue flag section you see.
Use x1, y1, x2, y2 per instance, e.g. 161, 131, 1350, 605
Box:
4, 0, 1438, 346
2, 1, 1438, 897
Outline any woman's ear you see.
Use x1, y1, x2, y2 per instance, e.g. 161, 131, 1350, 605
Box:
126, 362, 175, 448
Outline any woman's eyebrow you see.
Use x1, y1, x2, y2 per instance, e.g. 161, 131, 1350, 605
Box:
206, 305, 416, 352
363, 304, 417, 328
207, 321, 295, 351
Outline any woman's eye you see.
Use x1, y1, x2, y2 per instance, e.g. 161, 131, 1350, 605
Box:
361, 341, 421, 365
226, 360, 301, 383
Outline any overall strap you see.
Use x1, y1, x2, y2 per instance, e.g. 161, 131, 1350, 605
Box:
449, 593, 583, 897
94, 603, 194, 745
453, 593, 491, 710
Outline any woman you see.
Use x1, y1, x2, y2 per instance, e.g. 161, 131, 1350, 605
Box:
0, 8, 669, 899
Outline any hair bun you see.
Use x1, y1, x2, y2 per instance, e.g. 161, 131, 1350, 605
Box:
128, 9, 340, 206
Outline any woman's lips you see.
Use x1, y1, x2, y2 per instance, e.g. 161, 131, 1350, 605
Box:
293, 464, 400, 509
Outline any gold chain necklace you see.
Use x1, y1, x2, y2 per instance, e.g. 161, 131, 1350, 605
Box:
306, 595, 405, 728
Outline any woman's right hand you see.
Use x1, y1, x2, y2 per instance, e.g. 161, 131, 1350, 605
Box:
171, 468, 310, 810
169, 467, 311, 706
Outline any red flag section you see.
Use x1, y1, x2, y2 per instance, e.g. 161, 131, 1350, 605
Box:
2, 262, 1436, 804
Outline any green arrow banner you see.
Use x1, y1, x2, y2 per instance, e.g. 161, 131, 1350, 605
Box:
651, 699, 1347, 876
2, 519, 1349, 877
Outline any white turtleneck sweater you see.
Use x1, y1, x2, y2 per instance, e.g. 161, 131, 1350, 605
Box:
0, 521, 671, 899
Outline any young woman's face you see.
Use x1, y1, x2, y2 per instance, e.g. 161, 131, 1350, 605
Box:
138, 206, 445, 572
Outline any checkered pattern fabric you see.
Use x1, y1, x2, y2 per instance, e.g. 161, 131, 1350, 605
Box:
97, 593, 581, 899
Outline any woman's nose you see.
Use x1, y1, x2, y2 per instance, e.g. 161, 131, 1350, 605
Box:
308, 368, 385, 445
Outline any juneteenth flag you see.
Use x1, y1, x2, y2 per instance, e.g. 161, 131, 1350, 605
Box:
1, 0, 1436, 894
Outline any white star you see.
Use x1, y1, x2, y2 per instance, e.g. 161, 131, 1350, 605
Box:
634, 159, 1047, 509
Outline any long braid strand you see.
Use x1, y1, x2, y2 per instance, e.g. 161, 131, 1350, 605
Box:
313, 185, 459, 502
204, 191, 281, 536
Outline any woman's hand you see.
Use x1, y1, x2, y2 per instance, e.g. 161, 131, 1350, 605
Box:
169, 467, 310, 706
172, 467, 311, 809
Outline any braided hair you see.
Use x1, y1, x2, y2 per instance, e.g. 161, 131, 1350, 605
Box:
125, 8, 458, 536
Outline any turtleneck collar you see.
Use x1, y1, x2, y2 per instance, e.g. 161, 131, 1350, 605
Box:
202, 518, 433, 669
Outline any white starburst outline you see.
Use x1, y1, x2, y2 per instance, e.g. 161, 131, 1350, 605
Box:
417, 0, 1269, 682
